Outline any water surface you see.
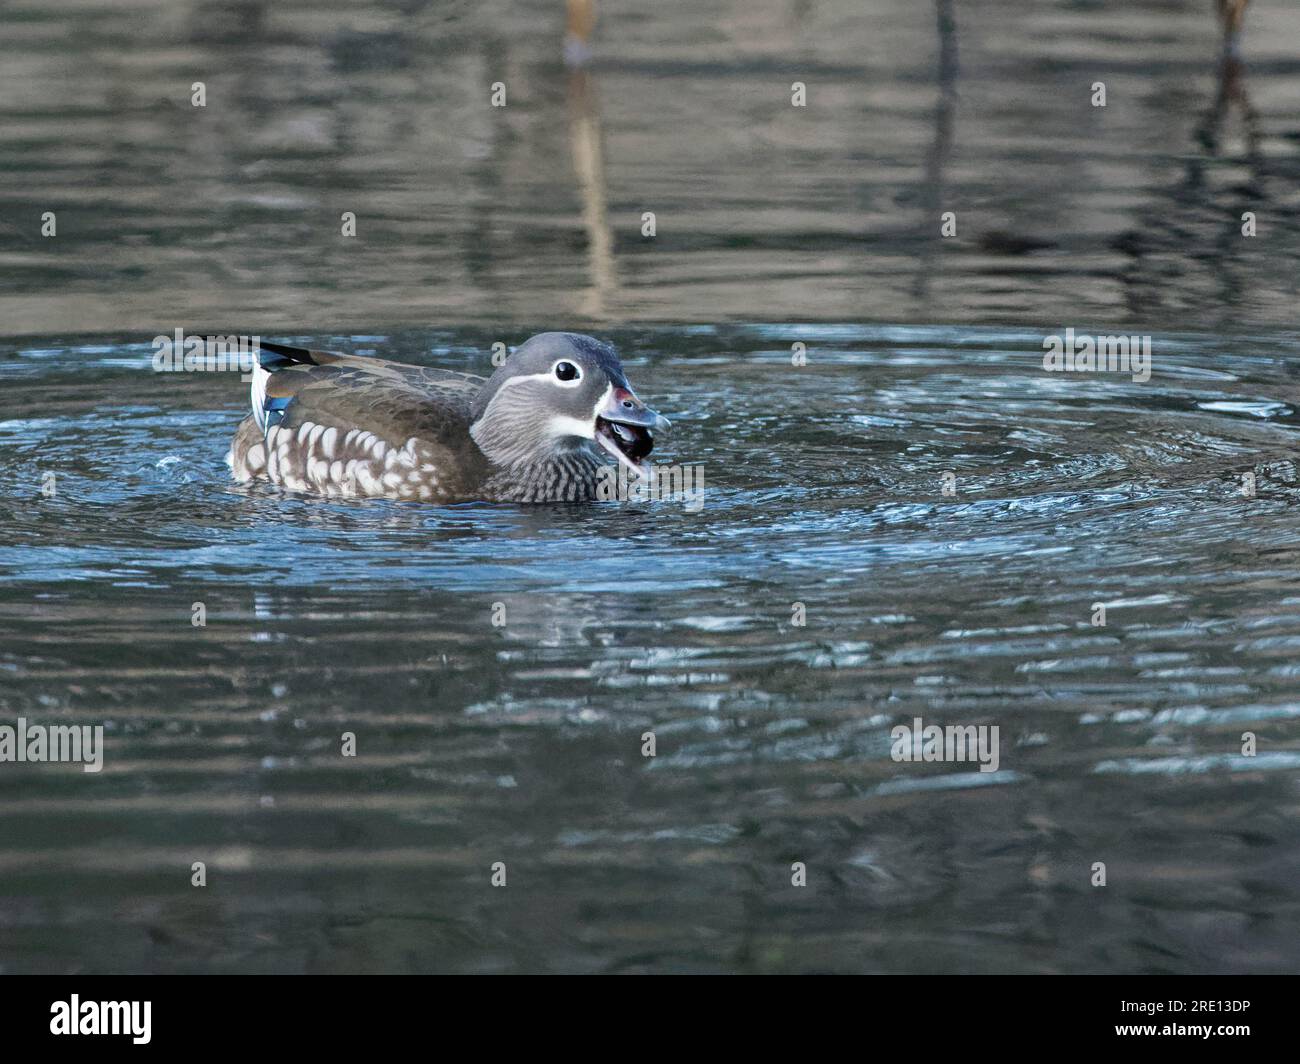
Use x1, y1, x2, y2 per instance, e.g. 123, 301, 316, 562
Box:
1, 0, 1298, 975
1, 324, 1297, 973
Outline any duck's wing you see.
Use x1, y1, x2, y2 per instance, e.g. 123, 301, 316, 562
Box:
252, 341, 484, 441
231, 340, 490, 498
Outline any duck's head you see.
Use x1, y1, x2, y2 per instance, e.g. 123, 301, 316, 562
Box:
469, 332, 669, 475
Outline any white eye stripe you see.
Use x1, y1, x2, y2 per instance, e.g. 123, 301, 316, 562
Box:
497, 371, 561, 389
496, 365, 585, 391
545, 383, 611, 441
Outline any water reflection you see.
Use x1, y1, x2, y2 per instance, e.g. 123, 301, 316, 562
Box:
568, 65, 618, 319
4, 1, 1300, 333
1112, 25, 1269, 327
912, 0, 958, 303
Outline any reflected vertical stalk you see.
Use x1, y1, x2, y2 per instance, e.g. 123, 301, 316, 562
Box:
913, 0, 959, 303
568, 65, 619, 321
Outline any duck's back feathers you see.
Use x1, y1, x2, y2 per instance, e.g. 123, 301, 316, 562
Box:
231, 342, 491, 500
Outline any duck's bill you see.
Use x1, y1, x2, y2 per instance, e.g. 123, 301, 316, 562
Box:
595, 416, 655, 477
594, 387, 669, 478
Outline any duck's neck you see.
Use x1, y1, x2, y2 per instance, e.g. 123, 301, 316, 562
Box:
481, 449, 604, 502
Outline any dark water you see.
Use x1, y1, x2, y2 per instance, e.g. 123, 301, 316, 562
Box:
2, 0, 1300, 974
2, 325, 1298, 973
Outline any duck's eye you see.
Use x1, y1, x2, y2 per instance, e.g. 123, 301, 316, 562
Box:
554, 361, 580, 382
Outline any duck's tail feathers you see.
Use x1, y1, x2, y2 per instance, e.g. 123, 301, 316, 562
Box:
256, 340, 320, 366
244, 339, 381, 436
249, 341, 314, 435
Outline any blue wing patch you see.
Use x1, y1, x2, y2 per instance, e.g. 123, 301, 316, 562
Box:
263, 395, 292, 432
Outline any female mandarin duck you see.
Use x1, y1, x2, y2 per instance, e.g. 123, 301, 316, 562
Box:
228, 332, 669, 502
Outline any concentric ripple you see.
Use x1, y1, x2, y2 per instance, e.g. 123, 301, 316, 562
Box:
0, 324, 1297, 973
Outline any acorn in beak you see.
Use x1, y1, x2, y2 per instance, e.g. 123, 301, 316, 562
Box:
594, 386, 669, 477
